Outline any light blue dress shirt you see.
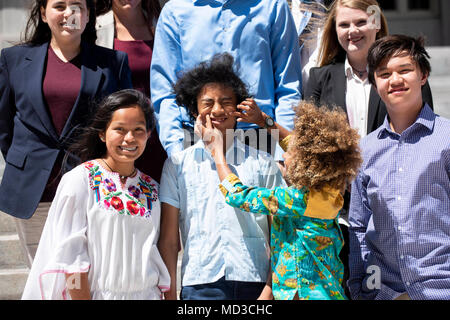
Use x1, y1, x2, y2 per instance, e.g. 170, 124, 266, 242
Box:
348, 104, 450, 300
159, 139, 285, 286
150, 0, 302, 159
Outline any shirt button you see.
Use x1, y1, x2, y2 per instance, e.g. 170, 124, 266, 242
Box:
397, 196, 402, 200
399, 167, 403, 172
406, 282, 411, 286
400, 255, 404, 259
398, 226, 402, 231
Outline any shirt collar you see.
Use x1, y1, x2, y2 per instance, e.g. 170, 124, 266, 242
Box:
344, 56, 368, 80
377, 103, 435, 139
192, 136, 249, 163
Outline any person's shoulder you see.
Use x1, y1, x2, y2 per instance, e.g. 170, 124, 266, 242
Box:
138, 170, 159, 188
310, 62, 344, 77
433, 114, 450, 142
1, 43, 38, 62
58, 162, 91, 188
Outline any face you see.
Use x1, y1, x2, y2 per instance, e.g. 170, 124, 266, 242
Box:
196, 83, 238, 135
374, 53, 427, 114
112, 0, 142, 10
100, 105, 149, 169
335, 5, 379, 59
41, 0, 89, 42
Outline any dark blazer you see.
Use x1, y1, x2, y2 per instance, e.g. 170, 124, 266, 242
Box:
0, 41, 132, 219
304, 62, 434, 135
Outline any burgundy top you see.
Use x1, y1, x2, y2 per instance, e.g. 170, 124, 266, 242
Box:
41, 46, 81, 202
114, 39, 167, 183
114, 39, 153, 97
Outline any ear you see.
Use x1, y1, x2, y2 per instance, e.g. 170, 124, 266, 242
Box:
420, 71, 428, 86
40, 6, 47, 23
99, 132, 106, 142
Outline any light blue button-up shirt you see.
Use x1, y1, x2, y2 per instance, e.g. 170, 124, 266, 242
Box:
348, 104, 450, 300
150, 0, 302, 159
159, 139, 285, 286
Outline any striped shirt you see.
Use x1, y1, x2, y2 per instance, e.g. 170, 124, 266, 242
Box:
348, 104, 450, 300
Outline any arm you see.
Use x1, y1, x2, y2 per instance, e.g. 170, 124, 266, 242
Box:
150, 7, 185, 156
65, 272, 91, 300
270, 0, 302, 127
257, 266, 273, 300
269, 1, 302, 160
157, 202, 180, 300
303, 67, 322, 103
347, 172, 372, 300
0, 50, 15, 158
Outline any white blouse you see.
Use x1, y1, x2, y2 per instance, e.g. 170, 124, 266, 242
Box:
22, 160, 170, 300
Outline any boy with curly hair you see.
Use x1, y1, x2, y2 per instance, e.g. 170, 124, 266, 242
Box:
198, 99, 362, 300
158, 53, 284, 300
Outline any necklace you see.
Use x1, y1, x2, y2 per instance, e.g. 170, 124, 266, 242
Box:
101, 159, 136, 180
352, 66, 367, 78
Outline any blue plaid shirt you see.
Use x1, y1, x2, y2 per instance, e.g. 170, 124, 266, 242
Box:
348, 104, 450, 300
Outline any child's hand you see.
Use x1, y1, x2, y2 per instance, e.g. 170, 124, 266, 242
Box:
195, 114, 224, 158
229, 98, 266, 127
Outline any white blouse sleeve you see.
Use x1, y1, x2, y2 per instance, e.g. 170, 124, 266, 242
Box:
22, 165, 91, 300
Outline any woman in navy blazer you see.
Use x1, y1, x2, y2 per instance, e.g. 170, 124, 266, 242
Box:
0, 0, 132, 266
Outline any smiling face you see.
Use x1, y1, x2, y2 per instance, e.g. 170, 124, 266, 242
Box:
100, 105, 149, 172
335, 5, 379, 61
196, 83, 238, 135
374, 53, 427, 116
40, 0, 89, 43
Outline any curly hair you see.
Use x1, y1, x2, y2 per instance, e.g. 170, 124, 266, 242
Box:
173, 53, 250, 121
286, 101, 362, 191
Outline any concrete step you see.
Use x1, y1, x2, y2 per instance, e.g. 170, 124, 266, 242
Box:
428, 75, 450, 120
0, 233, 27, 269
0, 211, 16, 233
0, 268, 28, 300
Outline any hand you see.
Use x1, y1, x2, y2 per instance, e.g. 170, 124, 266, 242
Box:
229, 98, 266, 127
194, 114, 224, 158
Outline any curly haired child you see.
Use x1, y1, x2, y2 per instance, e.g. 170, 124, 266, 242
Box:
197, 100, 362, 300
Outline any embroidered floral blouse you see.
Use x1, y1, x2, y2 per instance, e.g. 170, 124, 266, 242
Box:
22, 160, 170, 300
219, 173, 347, 300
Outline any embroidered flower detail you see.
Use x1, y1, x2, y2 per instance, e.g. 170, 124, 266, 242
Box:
110, 196, 124, 212
140, 206, 146, 217
104, 178, 117, 192
128, 185, 141, 198
103, 200, 111, 208
126, 201, 140, 216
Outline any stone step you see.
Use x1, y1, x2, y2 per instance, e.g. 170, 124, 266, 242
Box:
0, 211, 16, 233
0, 233, 28, 269
0, 268, 29, 300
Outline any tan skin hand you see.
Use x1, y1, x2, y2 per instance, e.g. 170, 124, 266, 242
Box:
229, 98, 291, 141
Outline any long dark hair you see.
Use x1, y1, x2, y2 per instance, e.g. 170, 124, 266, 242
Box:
22, 0, 97, 45
95, 0, 161, 33
68, 89, 155, 163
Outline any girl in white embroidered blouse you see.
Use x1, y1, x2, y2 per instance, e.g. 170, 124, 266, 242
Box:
21, 89, 170, 300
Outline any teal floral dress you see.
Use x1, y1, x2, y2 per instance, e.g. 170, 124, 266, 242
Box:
219, 174, 347, 300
